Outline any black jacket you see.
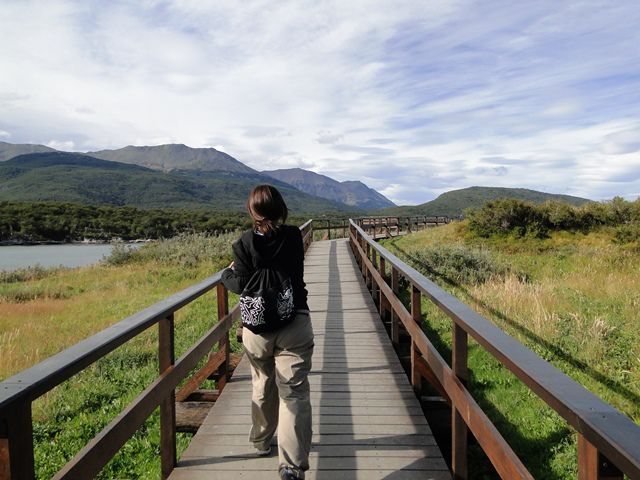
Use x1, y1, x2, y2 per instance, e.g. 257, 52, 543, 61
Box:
221, 225, 309, 311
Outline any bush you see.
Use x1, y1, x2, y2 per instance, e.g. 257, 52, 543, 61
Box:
106, 232, 239, 268
466, 196, 640, 238
466, 199, 549, 238
408, 244, 510, 285
0, 264, 60, 283
103, 244, 138, 266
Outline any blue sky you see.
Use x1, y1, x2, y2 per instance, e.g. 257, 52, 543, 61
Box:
1, 1, 639, 204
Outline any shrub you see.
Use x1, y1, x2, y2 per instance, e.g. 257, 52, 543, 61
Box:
408, 244, 510, 285
466, 199, 549, 238
0, 264, 60, 283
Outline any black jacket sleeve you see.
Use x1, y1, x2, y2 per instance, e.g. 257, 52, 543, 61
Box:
221, 237, 254, 294
290, 227, 308, 309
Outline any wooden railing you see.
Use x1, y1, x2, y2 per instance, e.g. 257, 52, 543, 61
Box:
310, 216, 453, 241
356, 216, 452, 239
348, 219, 640, 480
0, 221, 314, 480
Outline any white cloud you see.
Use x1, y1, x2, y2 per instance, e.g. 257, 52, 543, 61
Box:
0, 0, 639, 204
0, 130, 10, 138
46, 140, 76, 151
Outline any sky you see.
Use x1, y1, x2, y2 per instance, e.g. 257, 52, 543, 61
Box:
1, 0, 639, 205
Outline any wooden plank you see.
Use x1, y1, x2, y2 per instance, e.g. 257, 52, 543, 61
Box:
175, 349, 227, 402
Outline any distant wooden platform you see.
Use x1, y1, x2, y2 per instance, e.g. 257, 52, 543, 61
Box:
168, 239, 450, 479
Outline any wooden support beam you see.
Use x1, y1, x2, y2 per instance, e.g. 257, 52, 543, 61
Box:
175, 349, 227, 403
0, 402, 34, 480
159, 314, 176, 480
410, 285, 422, 393
578, 435, 623, 480
452, 323, 469, 480
216, 284, 230, 391
391, 267, 400, 346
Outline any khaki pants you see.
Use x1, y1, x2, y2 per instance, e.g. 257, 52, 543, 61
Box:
243, 311, 314, 474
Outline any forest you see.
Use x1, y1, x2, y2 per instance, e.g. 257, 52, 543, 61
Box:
0, 201, 257, 242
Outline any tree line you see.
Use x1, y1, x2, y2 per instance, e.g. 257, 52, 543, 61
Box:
0, 201, 257, 242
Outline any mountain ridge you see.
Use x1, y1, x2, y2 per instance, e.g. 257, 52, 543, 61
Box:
0, 152, 355, 213
261, 167, 395, 209
378, 186, 591, 217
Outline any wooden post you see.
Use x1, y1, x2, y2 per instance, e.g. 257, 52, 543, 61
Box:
577, 435, 623, 480
452, 323, 469, 480
216, 284, 230, 391
365, 243, 371, 290
327, 220, 331, 240
410, 285, 422, 393
0, 402, 35, 480
391, 267, 400, 346
371, 250, 378, 306
378, 257, 386, 316
159, 314, 176, 479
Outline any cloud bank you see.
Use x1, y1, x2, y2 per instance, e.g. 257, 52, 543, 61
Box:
1, 0, 639, 204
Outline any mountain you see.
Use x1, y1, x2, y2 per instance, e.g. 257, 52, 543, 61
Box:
378, 186, 591, 217
0, 141, 57, 161
261, 168, 395, 210
90, 144, 257, 174
0, 152, 354, 213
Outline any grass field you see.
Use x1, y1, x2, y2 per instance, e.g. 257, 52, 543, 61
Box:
0, 233, 241, 479
382, 223, 640, 479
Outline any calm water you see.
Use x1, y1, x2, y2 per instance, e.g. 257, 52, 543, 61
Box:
0, 244, 132, 271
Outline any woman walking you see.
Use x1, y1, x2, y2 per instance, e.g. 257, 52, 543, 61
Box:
222, 185, 314, 480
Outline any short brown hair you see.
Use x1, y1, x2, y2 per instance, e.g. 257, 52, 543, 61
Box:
246, 185, 288, 234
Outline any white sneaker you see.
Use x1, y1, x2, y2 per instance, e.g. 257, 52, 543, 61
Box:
254, 445, 271, 457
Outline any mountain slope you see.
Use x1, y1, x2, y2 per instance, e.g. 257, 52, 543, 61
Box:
0, 152, 354, 213
90, 144, 257, 174
0, 141, 57, 161
262, 168, 395, 209
378, 186, 591, 217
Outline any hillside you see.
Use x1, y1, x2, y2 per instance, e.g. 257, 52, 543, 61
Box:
262, 167, 395, 209
378, 186, 591, 217
89, 144, 257, 174
0, 141, 56, 161
0, 152, 354, 213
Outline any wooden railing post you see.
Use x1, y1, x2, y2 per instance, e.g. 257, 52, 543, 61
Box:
216, 284, 230, 391
371, 250, 379, 306
365, 243, 371, 290
0, 402, 35, 480
159, 314, 176, 479
578, 435, 623, 480
391, 267, 400, 346
452, 323, 469, 480
410, 285, 422, 393
378, 257, 386, 317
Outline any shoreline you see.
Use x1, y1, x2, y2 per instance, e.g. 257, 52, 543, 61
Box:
0, 239, 152, 246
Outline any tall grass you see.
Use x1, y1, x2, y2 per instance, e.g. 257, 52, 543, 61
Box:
383, 222, 640, 478
0, 233, 241, 478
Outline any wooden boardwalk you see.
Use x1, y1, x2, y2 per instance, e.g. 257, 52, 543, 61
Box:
169, 239, 450, 479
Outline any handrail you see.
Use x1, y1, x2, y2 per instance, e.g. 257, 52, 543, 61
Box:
0, 272, 222, 410
0, 220, 314, 480
348, 219, 640, 479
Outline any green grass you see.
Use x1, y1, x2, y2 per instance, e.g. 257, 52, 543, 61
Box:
0, 234, 242, 479
382, 222, 640, 479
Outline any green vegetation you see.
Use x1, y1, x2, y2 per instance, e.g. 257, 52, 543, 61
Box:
0, 234, 241, 478
466, 196, 640, 239
383, 220, 640, 479
0, 201, 250, 242
378, 186, 591, 217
